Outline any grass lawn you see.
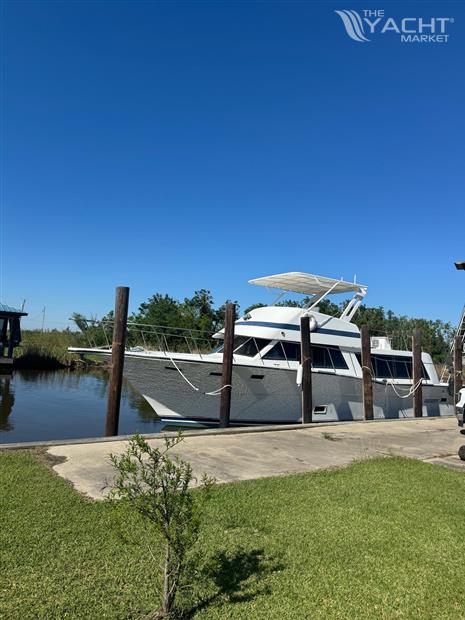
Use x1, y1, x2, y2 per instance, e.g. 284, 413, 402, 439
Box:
1, 452, 465, 619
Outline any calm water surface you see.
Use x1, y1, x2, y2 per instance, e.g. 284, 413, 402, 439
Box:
0, 369, 165, 444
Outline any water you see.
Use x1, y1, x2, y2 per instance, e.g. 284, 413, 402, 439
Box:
0, 369, 165, 444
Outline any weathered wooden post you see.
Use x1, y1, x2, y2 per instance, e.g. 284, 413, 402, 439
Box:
412, 329, 423, 417
105, 286, 130, 436
7, 319, 14, 358
0, 319, 7, 358
360, 325, 374, 420
219, 303, 235, 428
454, 336, 463, 403
300, 315, 313, 424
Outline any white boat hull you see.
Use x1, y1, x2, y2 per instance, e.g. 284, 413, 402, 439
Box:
121, 355, 453, 424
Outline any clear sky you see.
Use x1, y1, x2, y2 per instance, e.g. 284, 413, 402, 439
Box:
2, 0, 464, 329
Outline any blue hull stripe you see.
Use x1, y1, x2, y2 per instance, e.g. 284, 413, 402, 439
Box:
235, 321, 360, 339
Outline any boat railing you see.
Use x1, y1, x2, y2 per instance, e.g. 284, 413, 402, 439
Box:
75, 318, 218, 358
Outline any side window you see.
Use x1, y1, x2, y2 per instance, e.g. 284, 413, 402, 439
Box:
235, 337, 270, 357
365, 355, 429, 379
313, 345, 348, 370
263, 342, 347, 368
235, 339, 258, 357
264, 342, 285, 360
264, 341, 301, 361
373, 356, 391, 378
312, 346, 333, 368
282, 341, 301, 361
254, 338, 271, 354
328, 347, 348, 369
392, 359, 410, 379
232, 336, 249, 352
215, 335, 248, 353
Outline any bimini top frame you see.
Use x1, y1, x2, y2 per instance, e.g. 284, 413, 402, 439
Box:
248, 272, 368, 322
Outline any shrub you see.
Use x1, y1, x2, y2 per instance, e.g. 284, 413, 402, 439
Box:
109, 433, 214, 618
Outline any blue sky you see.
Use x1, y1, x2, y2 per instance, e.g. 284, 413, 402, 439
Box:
2, 0, 464, 329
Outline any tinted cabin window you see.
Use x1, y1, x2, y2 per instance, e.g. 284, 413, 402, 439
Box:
235, 337, 270, 357
264, 341, 301, 361
264, 342, 285, 360
312, 346, 332, 368
216, 336, 249, 353
374, 357, 390, 378
232, 336, 249, 352
283, 341, 301, 361
327, 347, 348, 369
356, 354, 428, 379
264, 342, 348, 369
392, 359, 410, 379
312, 346, 348, 369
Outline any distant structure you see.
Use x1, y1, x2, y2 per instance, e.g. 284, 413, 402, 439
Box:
0, 303, 28, 367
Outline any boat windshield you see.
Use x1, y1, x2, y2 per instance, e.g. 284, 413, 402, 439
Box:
214, 336, 271, 357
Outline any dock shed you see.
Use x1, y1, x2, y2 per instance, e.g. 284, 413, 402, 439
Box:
0, 304, 28, 366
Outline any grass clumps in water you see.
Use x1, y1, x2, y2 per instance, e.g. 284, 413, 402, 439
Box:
14, 330, 91, 369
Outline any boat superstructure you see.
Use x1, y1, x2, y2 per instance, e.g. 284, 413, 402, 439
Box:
70, 272, 453, 424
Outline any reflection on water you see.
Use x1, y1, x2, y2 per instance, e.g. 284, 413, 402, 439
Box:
0, 374, 14, 432
0, 369, 164, 444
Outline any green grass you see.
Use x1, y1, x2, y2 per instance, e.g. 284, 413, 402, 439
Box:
14, 330, 88, 369
2, 453, 465, 619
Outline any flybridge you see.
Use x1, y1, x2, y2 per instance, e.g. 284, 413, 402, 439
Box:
249, 272, 367, 322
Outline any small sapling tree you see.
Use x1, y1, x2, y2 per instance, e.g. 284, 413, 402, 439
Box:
109, 433, 214, 618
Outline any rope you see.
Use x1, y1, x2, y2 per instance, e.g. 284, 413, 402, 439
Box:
361, 362, 422, 399
167, 355, 199, 392
166, 354, 232, 396
205, 384, 232, 396
387, 378, 423, 399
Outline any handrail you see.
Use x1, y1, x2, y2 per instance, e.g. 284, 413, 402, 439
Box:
81, 318, 221, 336
72, 316, 218, 355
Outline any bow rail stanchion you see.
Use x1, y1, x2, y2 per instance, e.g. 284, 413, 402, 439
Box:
412, 329, 423, 417
300, 315, 313, 424
361, 325, 374, 421
105, 286, 130, 436
219, 303, 235, 428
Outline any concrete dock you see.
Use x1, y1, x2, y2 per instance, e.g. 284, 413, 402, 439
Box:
43, 417, 465, 500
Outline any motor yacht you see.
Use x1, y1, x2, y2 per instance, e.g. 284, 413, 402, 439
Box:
70, 272, 453, 424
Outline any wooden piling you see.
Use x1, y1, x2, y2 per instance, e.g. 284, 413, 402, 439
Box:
300, 316, 313, 424
7, 319, 14, 358
360, 325, 374, 420
219, 303, 235, 428
0, 319, 7, 358
454, 336, 463, 403
105, 286, 129, 436
412, 329, 423, 418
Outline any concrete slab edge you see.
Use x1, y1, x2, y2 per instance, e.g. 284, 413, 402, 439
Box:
0, 415, 455, 451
